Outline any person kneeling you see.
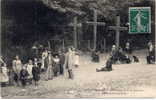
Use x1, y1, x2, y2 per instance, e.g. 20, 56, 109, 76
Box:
96, 59, 112, 72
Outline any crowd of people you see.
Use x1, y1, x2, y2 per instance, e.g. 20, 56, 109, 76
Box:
0, 40, 155, 90
96, 40, 155, 72
0, 46, 80, 91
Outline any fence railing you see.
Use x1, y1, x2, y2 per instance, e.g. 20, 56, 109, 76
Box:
48, 39, 107, 52
48, 39, 92, 51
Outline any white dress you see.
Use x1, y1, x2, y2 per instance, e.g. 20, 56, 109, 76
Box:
27, 64, 33, 78
0, 66, 9, 83
53, 58, 60, 63
74, 55, 80, 66
12, 60, 22, 75
126, 43, 130, 50
41, 51, 48, 69
149, 45, 153, 52
46, 56, 53, 79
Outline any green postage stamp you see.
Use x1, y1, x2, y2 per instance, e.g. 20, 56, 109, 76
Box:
129, 7, 151, 34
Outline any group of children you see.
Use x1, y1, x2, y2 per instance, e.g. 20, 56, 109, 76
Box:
0, 46, 80, 90
12, 56, 40, 89
0, 53, 50, 89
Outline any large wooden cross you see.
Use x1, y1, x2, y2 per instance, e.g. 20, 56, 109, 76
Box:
109, 16, 128, 48
69, 16, 82, 49
86, 9, 106, 51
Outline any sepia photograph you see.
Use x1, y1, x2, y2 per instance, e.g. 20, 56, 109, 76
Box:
0, 0, 156, 99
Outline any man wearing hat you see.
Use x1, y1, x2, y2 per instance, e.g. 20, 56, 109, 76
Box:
63, 47, 75, 79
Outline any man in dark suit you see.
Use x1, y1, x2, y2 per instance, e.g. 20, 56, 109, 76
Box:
58, 50, 65, 75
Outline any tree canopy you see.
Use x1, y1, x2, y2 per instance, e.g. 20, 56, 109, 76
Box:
41, 0, 149, 20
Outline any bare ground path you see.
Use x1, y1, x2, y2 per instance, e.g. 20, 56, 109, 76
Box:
1, 50, 156, 98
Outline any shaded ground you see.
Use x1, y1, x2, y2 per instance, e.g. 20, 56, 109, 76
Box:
1, 50, 156, 98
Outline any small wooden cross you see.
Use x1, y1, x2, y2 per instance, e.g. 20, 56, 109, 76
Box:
109, 16, 128, 48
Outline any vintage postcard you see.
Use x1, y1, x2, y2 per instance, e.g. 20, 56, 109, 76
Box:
0, 0, 156, 99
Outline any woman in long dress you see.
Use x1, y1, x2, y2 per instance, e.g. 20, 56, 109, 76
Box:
12, 55, 22, 86
46, 52, 54, 80
0, 59, 9, 86
41, 49, 48, 72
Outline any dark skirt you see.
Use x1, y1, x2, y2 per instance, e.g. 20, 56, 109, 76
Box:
53, 63, 60, 76
14, 73, 19, 82
32, 67, 40, 81
33, 74, 40, 81
59, 64, 64, 74
20, 79, 27, 86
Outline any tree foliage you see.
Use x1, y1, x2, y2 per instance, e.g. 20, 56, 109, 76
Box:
41, 0, 148, 20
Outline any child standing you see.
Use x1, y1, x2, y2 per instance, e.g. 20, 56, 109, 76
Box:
32, 58, 40, 86
53, 55, 60, 76
20, 66, 29, 91
26, 60, 33, 84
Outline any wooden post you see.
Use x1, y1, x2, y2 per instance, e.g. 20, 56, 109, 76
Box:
93, 10, 97, 51
88, 40, 90, 50
73, 17, 77, 49
116, 16, 120, 48
48, 41, 51, 50
62, 39, 65, 51
0, 7, 1, 57
103, 38, 106, 52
